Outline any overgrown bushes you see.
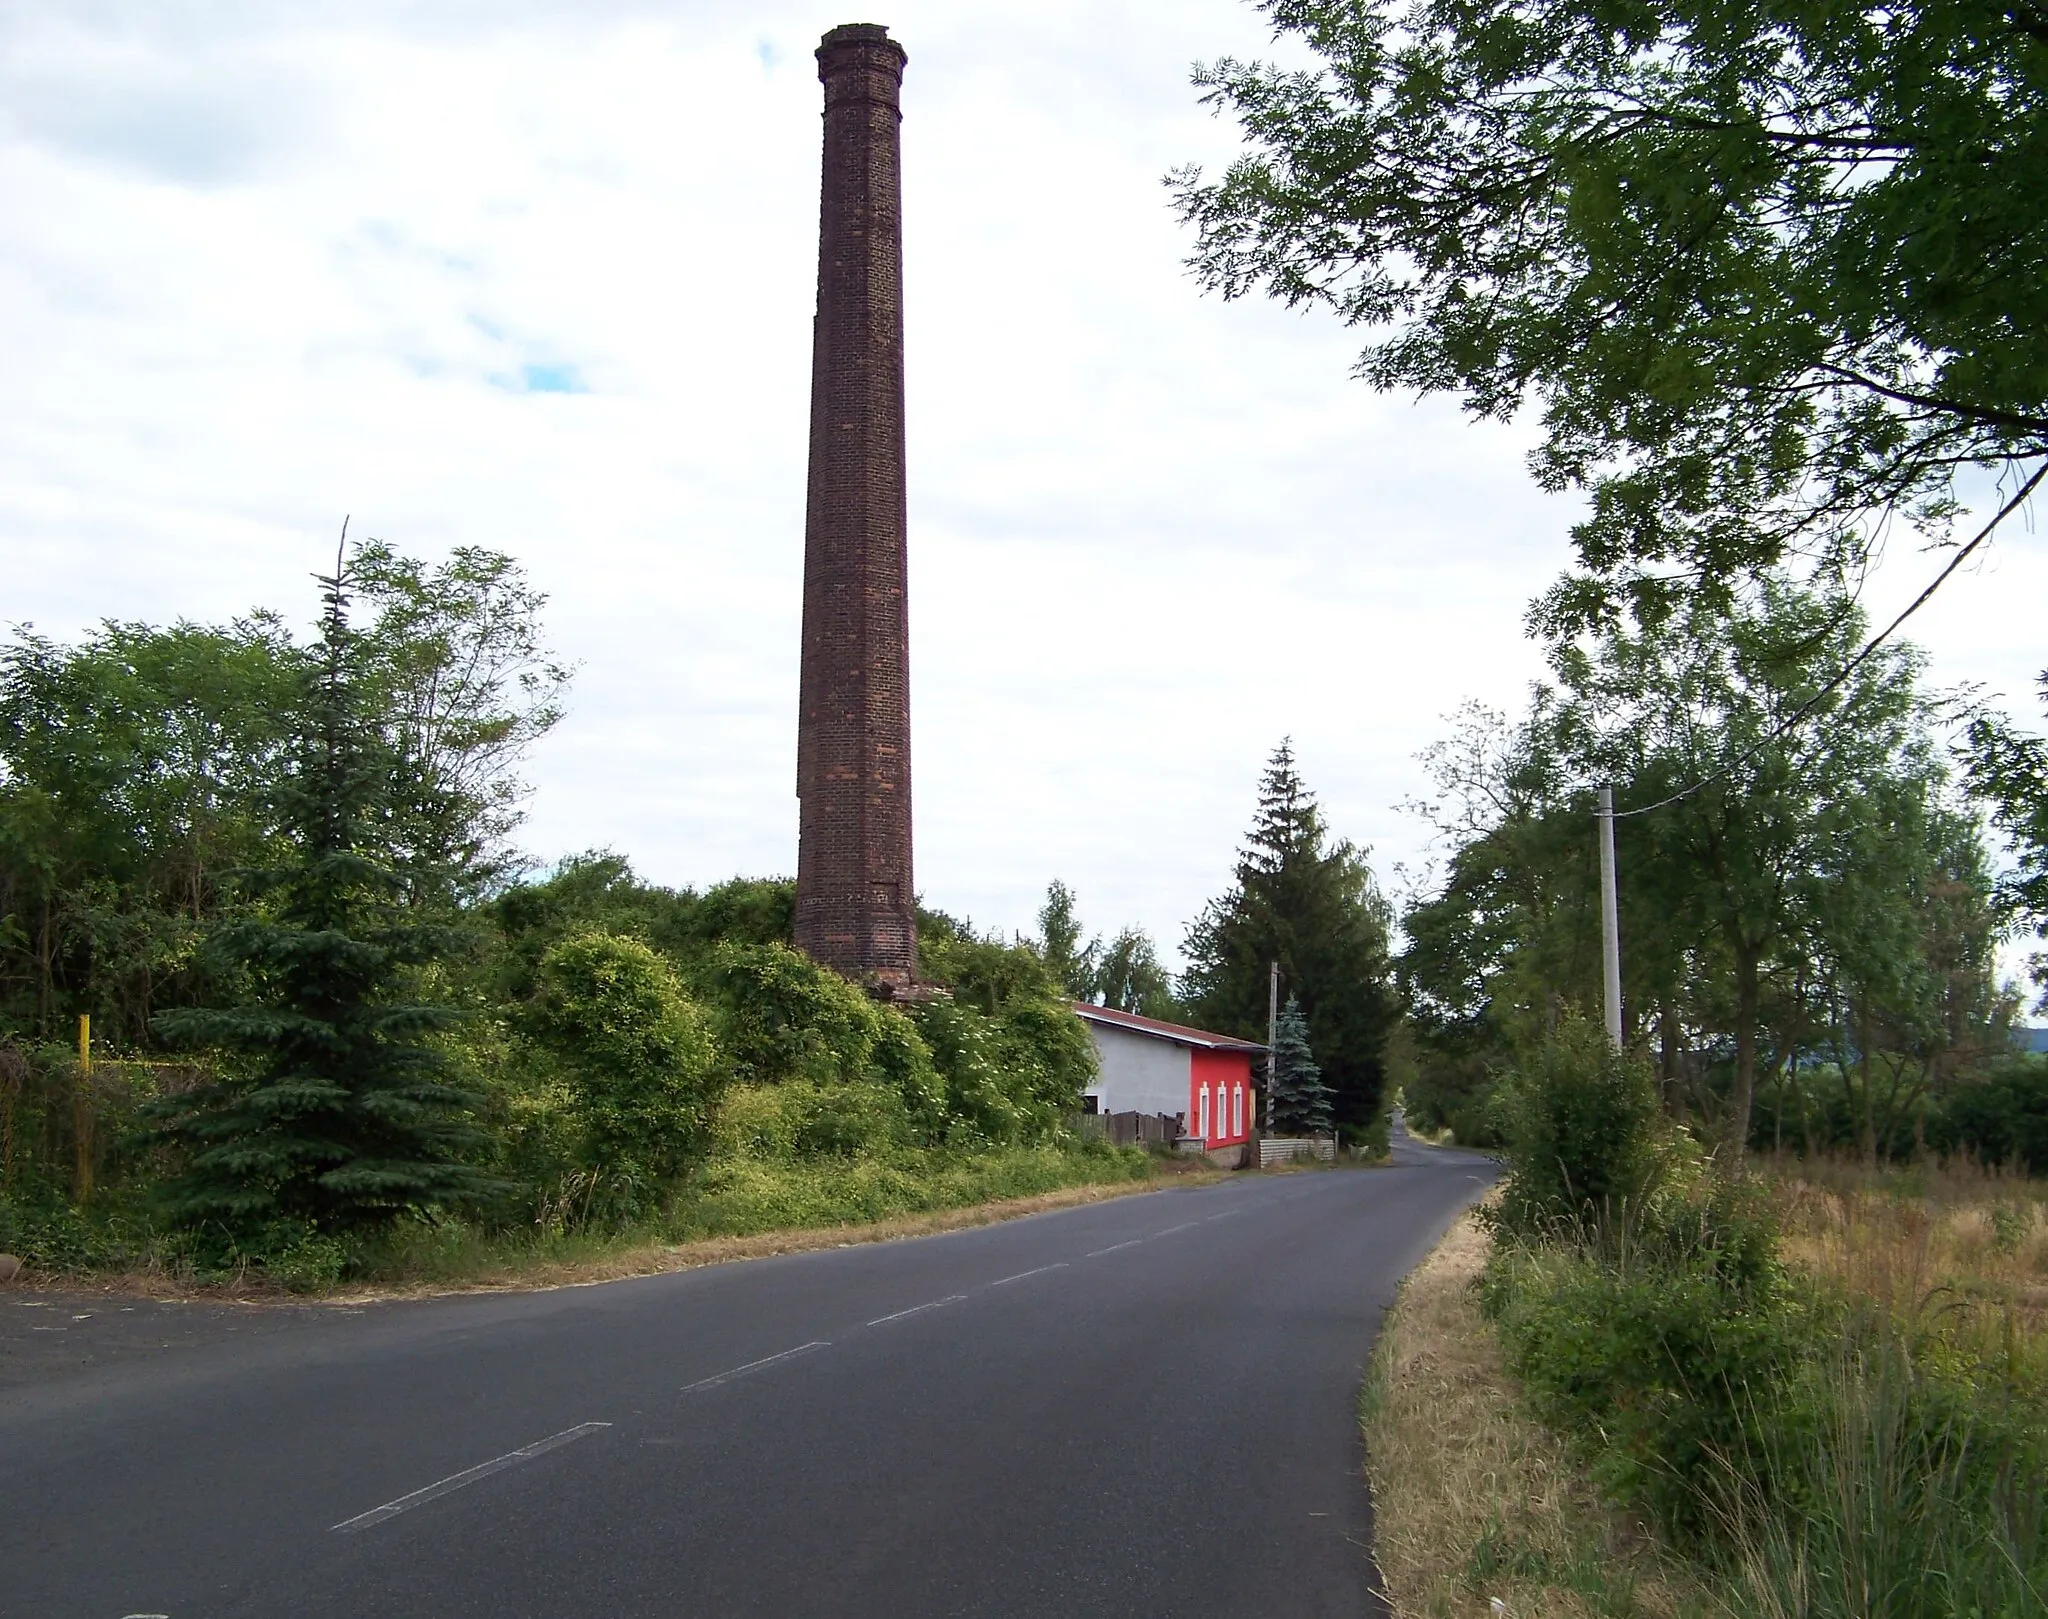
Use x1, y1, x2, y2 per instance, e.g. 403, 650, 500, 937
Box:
527, 933, 722, 1186
1479, 1027, 2048, 1610
0, 861, 1125, 1288
0, 552, 1146, 1292
1486, 1019, 1668, 1239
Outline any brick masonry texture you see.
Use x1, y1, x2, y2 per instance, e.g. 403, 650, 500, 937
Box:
794, 23, 918, 986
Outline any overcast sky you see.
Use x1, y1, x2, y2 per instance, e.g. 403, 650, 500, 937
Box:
5, 1, 2044, 977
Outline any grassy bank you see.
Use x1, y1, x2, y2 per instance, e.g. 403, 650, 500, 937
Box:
1367, 1156, 2048, 1619
4, 1142, 1186, 1298
358, 1143, 1169, 1293
1362, 1212, 1712, 1619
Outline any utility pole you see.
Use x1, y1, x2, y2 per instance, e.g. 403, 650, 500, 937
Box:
1265, 960, 1280, 1131
74, 1013, 94, 1204
1597, 786, 1623, 1050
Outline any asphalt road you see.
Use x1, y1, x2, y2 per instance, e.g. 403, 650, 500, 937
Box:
1, 1135, 1496, 1619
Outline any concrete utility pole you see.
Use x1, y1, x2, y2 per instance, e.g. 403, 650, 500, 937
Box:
1597, 786, 1623, 1049
1265, 960, 1280, 1130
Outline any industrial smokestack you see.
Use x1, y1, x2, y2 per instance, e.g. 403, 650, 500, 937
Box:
794, 24, 918, 989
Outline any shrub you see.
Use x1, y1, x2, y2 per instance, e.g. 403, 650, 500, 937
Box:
710, 1080, 913, 1163
1927, 1054, 2048, 1172
1483, 1239, 1805, 1539
693, 941, 877, 1084
865, 1007, 948, 1140
990, 996, 1098, 1119
916, 911, 1063, 1014
1630, 1164, 1784, 1297
527, 932, 722, 1183
1491, 1019, 1670, 1241
909, 997, 1026, 1145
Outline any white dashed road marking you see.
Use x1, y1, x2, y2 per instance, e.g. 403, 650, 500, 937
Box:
331, 1422, 611, 1532
987, 1262, 1068, 1287
866, 1295, 966, 1327
680, 1341, 832, 1394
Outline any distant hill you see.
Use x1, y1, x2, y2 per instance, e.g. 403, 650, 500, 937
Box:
2016, 1027, 2048, 1055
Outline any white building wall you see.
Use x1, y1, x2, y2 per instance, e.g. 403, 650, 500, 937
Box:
1083, 1022, 1191, 1119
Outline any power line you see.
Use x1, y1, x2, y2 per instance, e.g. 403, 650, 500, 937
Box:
1607, 460, 2046, 821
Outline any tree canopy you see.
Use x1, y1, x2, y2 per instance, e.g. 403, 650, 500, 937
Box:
0, 543, 568, 1047
1030, 881, 1182, 1020
1174, 0, 2048, 599
1401, 574, 2008, 1154
1963, 675, 2048, 1000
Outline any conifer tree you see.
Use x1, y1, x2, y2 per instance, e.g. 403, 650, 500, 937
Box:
1269, 995, 1332, 1136
151, 554, 491, 1241
1183, 740, 1398, 1140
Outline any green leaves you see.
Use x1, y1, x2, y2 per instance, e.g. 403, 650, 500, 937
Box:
1176, 0, 2048, 591
528, 932, 722, 1182
146, 555, 493, 1243
1401, 572, 2006, 1151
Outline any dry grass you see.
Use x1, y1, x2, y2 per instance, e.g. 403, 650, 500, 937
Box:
1758, 1155, 2048, 1409
1362, 1212, 1713, 1619
1762, 1155, 2048, 1361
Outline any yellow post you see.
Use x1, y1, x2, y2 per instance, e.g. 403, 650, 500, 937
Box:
73, 1013, 94, 1204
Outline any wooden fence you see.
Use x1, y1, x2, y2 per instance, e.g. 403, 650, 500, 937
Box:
1074, 1110, 1184, 1148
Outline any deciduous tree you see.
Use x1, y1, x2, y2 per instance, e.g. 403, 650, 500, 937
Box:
1174, 0, 2048, 600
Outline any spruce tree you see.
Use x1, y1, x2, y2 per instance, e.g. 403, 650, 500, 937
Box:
151, 555, 490, 1242
1268, 995, 1332, 1136
1183, 740, 1398, 1141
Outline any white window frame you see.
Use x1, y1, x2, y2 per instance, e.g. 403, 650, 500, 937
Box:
1197, 1083, 1210, 1141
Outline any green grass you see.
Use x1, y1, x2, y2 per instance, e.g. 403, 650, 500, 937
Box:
351, 1142, 1157, 1289
1480, 1174, 2048, 1619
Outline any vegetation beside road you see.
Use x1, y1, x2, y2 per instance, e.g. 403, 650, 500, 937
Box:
1363, 1211, 1711, 1619
0, 549, 1159, 1292
1369, 1032, 2048, 1618
0, 548, 1403, 1297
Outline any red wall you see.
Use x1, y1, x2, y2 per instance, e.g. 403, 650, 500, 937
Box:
1189, 1049, 1253, 1146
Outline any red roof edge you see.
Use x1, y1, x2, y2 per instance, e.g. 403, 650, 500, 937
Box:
1069, 1001, 1268, 1053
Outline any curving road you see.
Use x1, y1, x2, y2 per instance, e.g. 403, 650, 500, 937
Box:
1, 1129, 1495, 1619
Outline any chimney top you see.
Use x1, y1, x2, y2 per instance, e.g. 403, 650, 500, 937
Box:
818, 22, 905, 62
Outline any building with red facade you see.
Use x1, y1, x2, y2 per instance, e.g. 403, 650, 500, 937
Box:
1070, 1004, 1263, 1157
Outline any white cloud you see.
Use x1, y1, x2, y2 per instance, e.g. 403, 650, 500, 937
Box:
2, 0, 2039, 983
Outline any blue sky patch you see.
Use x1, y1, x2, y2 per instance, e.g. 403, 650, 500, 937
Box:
519, 363, 586, 394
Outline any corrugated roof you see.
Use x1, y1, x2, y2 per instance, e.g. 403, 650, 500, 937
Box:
1070, 1002, 1267, 1053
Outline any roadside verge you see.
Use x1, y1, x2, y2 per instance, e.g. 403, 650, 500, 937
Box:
1360, 1211, 1708, 1619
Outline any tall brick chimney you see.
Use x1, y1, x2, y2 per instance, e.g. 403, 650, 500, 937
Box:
794, 23, 918, 988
